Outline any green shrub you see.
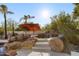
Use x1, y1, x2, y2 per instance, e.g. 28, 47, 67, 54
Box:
0, 28, 4, 35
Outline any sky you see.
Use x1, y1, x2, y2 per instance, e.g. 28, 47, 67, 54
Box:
0, 3, 74, 27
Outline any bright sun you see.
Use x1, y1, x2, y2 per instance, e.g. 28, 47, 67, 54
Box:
41, 10, 50, 18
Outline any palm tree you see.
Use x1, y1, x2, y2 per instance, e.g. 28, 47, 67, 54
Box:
12, 20, 15, 36
0, 4, 14, 39
73, 3, 79, 19
20, 15, 35, 24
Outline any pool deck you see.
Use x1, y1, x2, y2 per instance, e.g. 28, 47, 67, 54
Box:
0, 40, 8, 43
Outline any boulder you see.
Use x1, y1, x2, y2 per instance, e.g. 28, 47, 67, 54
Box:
37, 33, 45, 38
8, 36, 16, 42
4, 41, 22, 50
22, 37, 37, 49
22, 40, 33, 49
23, 34, 31, 39
48, 37, 64, 52
15, 34, 24, 41
27, 37, 37, 45
5, 50, 17, 56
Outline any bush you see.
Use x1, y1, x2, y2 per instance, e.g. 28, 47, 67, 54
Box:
0, 28, 4, 35
69, 35, 79, 45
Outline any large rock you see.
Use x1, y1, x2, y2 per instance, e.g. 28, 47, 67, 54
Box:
48, 37, 64, 52
23, 34, 31, 39
37, 33, 45, 38
8, 36, 16, 42
4, 41, 22, 50
21, 40, 33, 49
22, 37, 37, 49
5, 50, 17, 56
15, 34, 24, 41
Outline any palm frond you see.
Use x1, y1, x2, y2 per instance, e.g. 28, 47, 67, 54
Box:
0, 4, 7, 13
20, 17, 24, 22
7, 11, 14, 14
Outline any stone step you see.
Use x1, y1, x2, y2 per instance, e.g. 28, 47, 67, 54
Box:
37, 39, 48, 42
32, 38, 51, 53
32, 45, 51, 50
27, 51, 51, 56
36, 42, 49, 45
32, 48, 51, 52
33, 41, 50, 49
37, 38, 48, 40
35, 43, 49, 47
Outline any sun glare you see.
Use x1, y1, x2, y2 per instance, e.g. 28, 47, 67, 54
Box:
41, 10, 50, 19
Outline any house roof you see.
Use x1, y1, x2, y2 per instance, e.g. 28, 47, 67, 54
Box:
19, 23, 40, 31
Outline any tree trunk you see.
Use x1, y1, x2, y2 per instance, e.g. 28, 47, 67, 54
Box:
25, 20, 27, 24
12, 22, 15, 36
4, 13, 8, 39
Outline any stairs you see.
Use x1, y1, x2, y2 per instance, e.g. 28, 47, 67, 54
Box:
31, 38, 69, 56
32, 38, 51, 52
17, 38, 69, 56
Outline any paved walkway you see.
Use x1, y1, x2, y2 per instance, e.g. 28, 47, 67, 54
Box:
17, 38, 69, 56
0, 40, 8, 43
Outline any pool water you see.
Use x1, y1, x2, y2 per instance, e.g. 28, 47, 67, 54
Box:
0, 43, 6, 56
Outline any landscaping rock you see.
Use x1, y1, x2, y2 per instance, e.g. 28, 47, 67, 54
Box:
15, 34, 24, 41
4, 41, 22, 50
48, 37, 64, 52
37, 33, 45, 38
22, 37, 37, 49
6, 50, 17, 56
22, 40, 33, 49
28, 37, 37, 45
8, 36, 16, 42
23, 34, 31, 39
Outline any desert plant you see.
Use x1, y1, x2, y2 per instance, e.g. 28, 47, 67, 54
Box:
73, 3, 79, 19
0, 27, 4, 35
0, 4, 14, 39
50, 12, 79, 54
